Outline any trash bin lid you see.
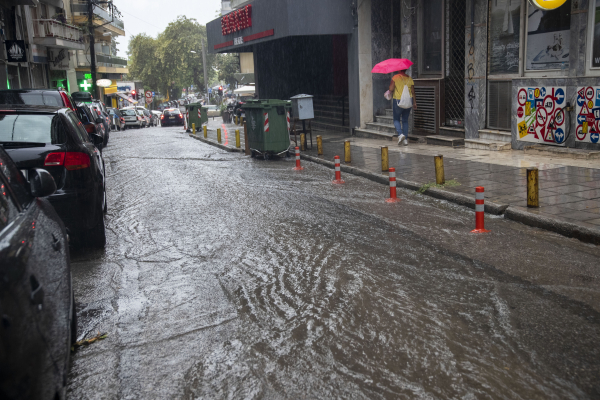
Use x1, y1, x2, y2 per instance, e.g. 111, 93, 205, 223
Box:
290, 94, 313, 99
241, 99, 291, 109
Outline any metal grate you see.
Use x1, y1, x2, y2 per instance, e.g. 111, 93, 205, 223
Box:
414, 86, 437, 132
488, 81, 512, 130
444, 0, 466, 127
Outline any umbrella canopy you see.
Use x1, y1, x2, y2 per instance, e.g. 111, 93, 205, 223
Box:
371, 58, 413, 74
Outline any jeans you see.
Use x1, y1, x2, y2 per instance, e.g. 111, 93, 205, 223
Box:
393, 100, 411, 137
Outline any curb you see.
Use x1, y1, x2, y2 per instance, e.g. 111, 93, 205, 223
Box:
504, 207, 600, 245
300, 153, 600, 245
301, 154, 508, 215
188, 133, 244, 153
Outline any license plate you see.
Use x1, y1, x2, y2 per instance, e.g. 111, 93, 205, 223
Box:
170, 117, 175, 119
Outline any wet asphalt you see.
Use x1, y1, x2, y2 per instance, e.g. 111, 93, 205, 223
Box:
67, 125, 600, 399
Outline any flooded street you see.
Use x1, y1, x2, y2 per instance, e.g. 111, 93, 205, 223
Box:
68, 126, 600, 399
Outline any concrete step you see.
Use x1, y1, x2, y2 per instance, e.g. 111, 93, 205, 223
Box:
365, 122, 396, 134
523, 144, 600, 159
425, 135, 465, 147
479, 129, 512, 143
354, 128, 396, 141
464, 139, 511, 151
375, 115, 394, 125
385, 109, 392, 117
439, 127, 465, 138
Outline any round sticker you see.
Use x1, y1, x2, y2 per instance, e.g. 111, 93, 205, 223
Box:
553, 109, 565, 126
518, 89, 527, 106
576, 125, 587, 141
554, 128, 565, 144
586, 87, 594, 100
534, 88, 541, 98
517, 107, 524, 118
589, 100, 594, 109
543, 95, 555, 114
530, 0, 568, 10
536, 107, 547, 126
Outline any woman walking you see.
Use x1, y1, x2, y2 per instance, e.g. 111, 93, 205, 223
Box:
389, 70, 417, 145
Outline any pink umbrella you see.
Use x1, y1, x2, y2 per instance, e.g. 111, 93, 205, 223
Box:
371, 58, 413, 74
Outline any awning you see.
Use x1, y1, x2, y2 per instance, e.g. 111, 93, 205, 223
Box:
234, 85, 255, 95
117, 92, 138, 104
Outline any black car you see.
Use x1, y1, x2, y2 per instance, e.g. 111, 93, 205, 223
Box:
0, 145, 75, 399
0, 89, 77, 112
160, 108, 184, 127
87, 104, 110, 145
0, 106, 107, 248
75, 103, 106, 148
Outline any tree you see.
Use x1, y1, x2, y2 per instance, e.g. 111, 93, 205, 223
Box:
217, 53, 240, 92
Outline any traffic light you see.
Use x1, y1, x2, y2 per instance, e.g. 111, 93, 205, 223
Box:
218, 86, 223, 96
131, 90, 136, 98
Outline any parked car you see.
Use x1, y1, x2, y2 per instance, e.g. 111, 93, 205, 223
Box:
160, 108, 184, 127
75, 103, 106, 149
87, 103, 111, 142
0, 145, 75, 400
151, 110, 162, 126
0, 88, 76, 112
120, 108, 143, 129
0, 105, 107, 248
107, 108, 126, 131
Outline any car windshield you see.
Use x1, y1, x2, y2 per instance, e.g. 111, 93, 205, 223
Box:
164, 110, 180, 116
0, 113, 66, 144
121, 110, 136, 116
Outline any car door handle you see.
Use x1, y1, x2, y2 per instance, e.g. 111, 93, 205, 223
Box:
51, 233, 61, 251
30, 275, 44, 306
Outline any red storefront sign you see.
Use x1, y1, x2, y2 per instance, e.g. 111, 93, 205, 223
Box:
221, 5, 252, 36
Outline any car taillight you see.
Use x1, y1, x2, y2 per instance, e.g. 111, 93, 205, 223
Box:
44, 152, 65, 166
161, 115, 164, 119
60, 92, 75, 111
65, 152, 90, 171
84, 124, 95, 134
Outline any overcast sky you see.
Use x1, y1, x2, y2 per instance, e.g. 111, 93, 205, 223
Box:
114, 0, 222, 57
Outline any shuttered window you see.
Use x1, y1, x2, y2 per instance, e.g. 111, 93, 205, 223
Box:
487, 81, 511, 130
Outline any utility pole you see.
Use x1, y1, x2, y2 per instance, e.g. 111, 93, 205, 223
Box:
87, 0, 98, 98
201, 39, 208, 102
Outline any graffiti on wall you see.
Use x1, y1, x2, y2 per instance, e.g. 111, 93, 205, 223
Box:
575, 86, 600, 144
516, 86, 567, 145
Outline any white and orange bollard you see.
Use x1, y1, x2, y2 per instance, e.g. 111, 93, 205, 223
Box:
471, 186, 490, 233
385, 167, 400, 203
332, 156, 345, 184
293, 147, 304, 170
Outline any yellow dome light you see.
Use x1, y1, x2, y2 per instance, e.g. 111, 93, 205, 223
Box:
529, 0, 568, 10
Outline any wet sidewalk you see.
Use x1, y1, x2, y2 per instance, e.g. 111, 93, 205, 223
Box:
303, 131, 600, 232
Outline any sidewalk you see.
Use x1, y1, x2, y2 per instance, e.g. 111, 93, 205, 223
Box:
187, 120, 600, 242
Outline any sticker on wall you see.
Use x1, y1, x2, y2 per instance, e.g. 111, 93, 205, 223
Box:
575, 86, 600, 143
516, 86, 566, 146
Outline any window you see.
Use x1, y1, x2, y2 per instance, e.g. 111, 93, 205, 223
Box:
525, 0, 571, 71
488, 81, 512, 130
420, 0, 443, 74
66, 111, 91, 143
488, 0, 522, 74
0, 114, 66, 144
589, 0, 600, 69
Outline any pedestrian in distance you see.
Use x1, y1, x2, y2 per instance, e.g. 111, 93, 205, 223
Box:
389, 69, 417, 146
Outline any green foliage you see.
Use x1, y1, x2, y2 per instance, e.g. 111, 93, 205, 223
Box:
417, 179, 461, 194
127, 16, 217, 100
217, 53, 240, 91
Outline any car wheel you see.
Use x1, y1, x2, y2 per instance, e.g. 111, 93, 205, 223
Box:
70, 292, 77, 344
86, 207, 106, 248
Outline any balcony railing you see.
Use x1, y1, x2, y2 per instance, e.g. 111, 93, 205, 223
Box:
33, 19, 84, 43
71, 2, 125, 31
76, 50, 128, 69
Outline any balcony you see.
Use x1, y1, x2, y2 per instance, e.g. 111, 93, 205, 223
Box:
75, 50, 129, 74
33, 19, 86, 50
71, 2, 125, 36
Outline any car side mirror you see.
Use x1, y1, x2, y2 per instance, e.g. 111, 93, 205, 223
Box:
29, 168, 56, 197
90, 133, 103, 146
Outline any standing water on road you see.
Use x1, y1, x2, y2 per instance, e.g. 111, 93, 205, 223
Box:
68, 126, 600, 399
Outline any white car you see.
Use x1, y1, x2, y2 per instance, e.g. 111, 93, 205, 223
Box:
120, 108, 143, 129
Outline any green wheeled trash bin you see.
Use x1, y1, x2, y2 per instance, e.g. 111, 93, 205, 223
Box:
242, 99, 292, 160
184, 103, 205, 132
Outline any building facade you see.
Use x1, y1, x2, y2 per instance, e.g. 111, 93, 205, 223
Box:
207, 0, 600, 151
0, 0, 127, 106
